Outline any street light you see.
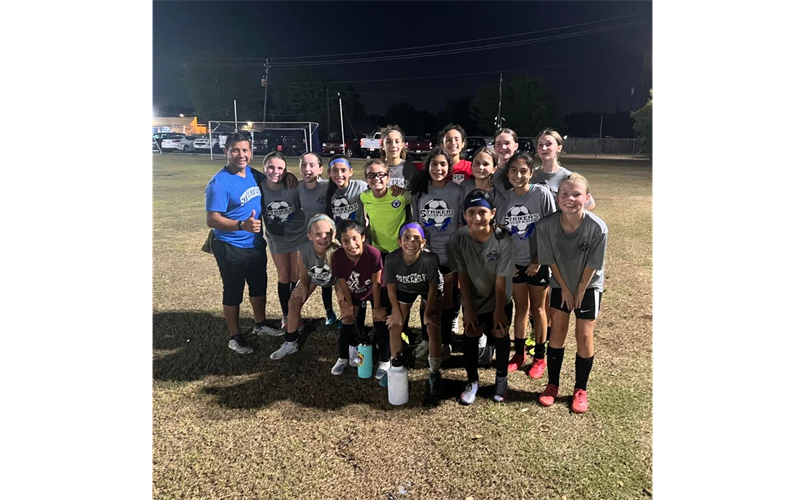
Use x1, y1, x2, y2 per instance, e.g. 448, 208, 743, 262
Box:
179, 113, 184, 118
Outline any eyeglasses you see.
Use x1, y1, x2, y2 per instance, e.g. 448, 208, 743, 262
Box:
365, 172, 388, 180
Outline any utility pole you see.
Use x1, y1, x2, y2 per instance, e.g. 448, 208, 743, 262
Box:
234, 100, 238, 129
326, 85, 330, 138
262, 58, 270, 123
495, 72, 503, 130
338, 92, 345, 152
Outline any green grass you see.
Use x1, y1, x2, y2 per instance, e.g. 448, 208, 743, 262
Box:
153, 151, 653, 499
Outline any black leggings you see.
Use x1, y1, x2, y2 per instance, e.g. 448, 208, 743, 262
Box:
321, 286, 333, 311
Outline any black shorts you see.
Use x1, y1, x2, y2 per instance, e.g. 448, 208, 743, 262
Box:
395, 288, 443, 306
211, 237, 268, 306
472, 301, 514, 336
352, 287, 392, 313
512, 263, 551, 286
439, 264, 455, 277
550, 288, 602, 320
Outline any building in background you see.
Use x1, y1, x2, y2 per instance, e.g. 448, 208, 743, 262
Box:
152, 116, 207, 135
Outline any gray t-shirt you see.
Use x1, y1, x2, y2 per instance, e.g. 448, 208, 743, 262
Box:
387, 160, 418, 190
330, 179, 368, 224
412, 182, 465, 267
259, 181, 308, 254
532, 166, 595, 208
383, 248, 443, 296
298, 239, 337, 288
497, 184, 556, 266
536, 211, 608, 292
299, 178, 329, 225
448, 227, 514, 314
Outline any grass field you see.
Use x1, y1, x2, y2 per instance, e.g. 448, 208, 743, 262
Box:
153, 152, 653, 500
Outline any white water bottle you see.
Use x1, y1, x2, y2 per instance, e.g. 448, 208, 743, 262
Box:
387, 356, 409, 406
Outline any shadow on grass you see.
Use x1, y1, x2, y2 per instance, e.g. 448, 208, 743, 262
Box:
155, 311, 531, 411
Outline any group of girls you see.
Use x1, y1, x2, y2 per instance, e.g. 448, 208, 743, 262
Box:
253, 124, 608, 412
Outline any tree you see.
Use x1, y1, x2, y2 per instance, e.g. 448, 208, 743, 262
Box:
470, 73, 560, 136
631, 89, 652, 154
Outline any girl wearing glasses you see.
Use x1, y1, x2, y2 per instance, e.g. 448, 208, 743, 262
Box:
360, 159, 411, 261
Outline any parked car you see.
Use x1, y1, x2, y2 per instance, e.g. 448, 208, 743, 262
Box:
404, 135, 432, 159
360, 132, 383, 158
153, 132, 185, 149
192, 134, 224, 154
253, 130, 283, 155
162, 135, 198, 153
322, 136, 362, 158
462, 136, 490, 159
277, 132, 307, 157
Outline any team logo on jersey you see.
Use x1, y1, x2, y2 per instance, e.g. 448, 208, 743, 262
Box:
504, 205, 539, 239
389, 177, 406, 188
308, 263, 332, 284
452, 174, 465, 184
266, 200, 296, 224
316, 194, 326, 204
332, 196, 358, 221
240, 186, 261, 206
486, 251, 501, 262
391, 199, 402, 209
420, 199, 454, 232
347, 271, 371, 295
396, 273, 427, 285
578, 242, 590, 252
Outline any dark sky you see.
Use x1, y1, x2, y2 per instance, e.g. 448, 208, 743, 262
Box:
153, 0, 652, 116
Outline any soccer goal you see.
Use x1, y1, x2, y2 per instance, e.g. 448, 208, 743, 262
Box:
206, 121, 320, 161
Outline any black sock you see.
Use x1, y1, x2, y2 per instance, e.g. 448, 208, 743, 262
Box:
575, 354, 594, 391
285, 329, 299, 343
534, 340, 546, 359
546, 326, 551, 343
277, 282, 292, 316
338, 323, 354, 359
373, 321, 390, 362
356, 302, 367, 334
494, 335, 510, 378
321, 286, 333, 312
547, 346, 565, 386
514, 337, 526, 355
440, 308, 456, 346
464, 335, 480, 382
255, 319, 270, 328
420, 305, 428, 341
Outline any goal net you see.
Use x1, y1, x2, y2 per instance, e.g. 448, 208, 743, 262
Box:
206, 121, 320, 161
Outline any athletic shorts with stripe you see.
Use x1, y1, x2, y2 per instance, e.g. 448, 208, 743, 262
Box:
549, 288, 602, 320
512, 263, 550, 286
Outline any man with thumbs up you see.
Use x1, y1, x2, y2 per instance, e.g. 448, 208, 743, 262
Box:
205, 131, 271, 354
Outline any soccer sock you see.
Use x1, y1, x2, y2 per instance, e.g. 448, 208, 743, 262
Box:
428, 355, 442, 373
373, 321, 391, 362
464, 335, 480, 382
575, 354, 594, 391
321, 286, 333, 311
277, 282, 292, 316
420, 305, 428, 341
534, 339, 546, 359
546, 326, 551, 343
338, 323, 354, 359
356, 302, 367, 335
440, 308, 456, 346
547, 346, 565, 387
494, 335, 510, 378
285, 329, 299, 343
514, 337, 526, 355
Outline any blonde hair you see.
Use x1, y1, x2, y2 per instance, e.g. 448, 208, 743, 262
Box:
306, 214, 341, 267
558, 173, 590, 194
380, 125, 407, 160
537, 128, 564, 166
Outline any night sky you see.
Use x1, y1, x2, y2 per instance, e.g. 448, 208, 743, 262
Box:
153, 1, 652, 117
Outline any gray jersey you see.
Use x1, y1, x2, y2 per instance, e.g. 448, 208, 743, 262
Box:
497, 184, 556, 266
299, 179, 329, 224
412, 182, 465, 267
536, 211, 608, 292
383, 248, 443, 296
298, 240, 337, 288
448, 227, 514, 314
532, 166, 595, 208
330, 180, 368, 224
259, 181, 308, 254
387, 160, 417, 190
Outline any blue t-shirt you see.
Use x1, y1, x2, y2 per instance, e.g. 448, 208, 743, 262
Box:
205, 166, 263, 248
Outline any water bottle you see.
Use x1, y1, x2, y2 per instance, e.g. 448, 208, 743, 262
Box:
387, 356, 409, 405
357, 342, 373, 379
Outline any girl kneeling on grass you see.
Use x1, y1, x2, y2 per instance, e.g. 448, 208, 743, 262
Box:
330, 220, 392, 380
270, 214, 342, 360
384, 222, 444, 396
535, 174, 608, 413
448, 189, 515, 405
497, 151, 556, 377
359, 159, 411, 259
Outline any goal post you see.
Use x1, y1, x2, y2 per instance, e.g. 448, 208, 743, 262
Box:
206, 121, 320, 161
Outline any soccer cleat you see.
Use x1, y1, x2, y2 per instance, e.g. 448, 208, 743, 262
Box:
428, 371, 444, 396
459, 381, 479, 405
325, 309, 338, 326
269, 341, 299, 360
331, 358, 348, 375
254, 320, 284, 337
413, 340, 429, 359
375, 360, 391, 380
228, 334, 254, 355
348, 345, 360, 367
378, 373, 388, 388
527, 358, 547, 379
571, 388, 589, 413
451, 315, 460, 334
492, 375, 508, 402
440, 343, 452, 362
507, 353, 526, 373
538, 383, 559, 407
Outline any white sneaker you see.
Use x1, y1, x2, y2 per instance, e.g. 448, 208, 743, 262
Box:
270, 341, 299, 360
413, 340, 429, 359
477, 334, 487, 350
349, 346, 360, 367
375, 360, 391, 380
331, 358, 348, 375
227, 334, 254, 355
254, 323, 285, 337
441, 343, 452, 361
452, 315, 460, 334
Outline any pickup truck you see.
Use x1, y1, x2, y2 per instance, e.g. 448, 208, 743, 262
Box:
404, 135, 433, 159
322, 136, 362, 158
360, 132, 383, 159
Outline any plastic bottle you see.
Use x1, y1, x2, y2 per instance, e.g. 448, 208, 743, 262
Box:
357, 342, 373, 379
387, 356, 409, 405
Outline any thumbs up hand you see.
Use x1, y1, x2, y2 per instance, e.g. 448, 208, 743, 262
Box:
242, 209, 262, 233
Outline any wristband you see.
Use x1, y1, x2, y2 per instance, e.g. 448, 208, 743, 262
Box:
238, 220, 244, 230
